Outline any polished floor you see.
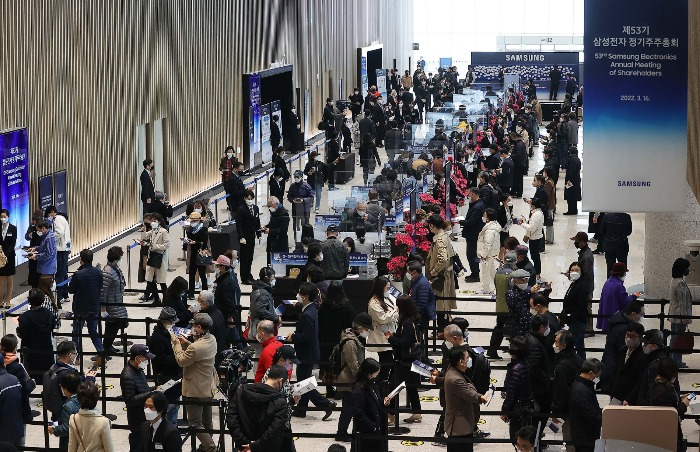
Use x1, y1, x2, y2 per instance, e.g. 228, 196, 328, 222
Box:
10, 122, 697, 451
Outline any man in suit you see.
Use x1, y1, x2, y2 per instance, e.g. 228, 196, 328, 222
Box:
264, 196, 289, 265
459, 189, 485, 283
444, 346, 488, 452
142, 391, 182, 452
496, 148, 514, 194
510, 133, 528, 198
549, 65, 562, 100
171, 313, 218, 452
270, 114, 281, 150
235, 190, 261, 284
349, 87, 364, 122
268, 168, 285, 204
225, 162, 246, 220
286, 282, 336, 418
140, 159, 156, 214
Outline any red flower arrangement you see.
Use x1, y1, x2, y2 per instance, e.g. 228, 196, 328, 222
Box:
394, 233, 415, 248
387, 255, 408, 278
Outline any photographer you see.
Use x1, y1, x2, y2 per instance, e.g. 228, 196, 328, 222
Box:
150, 192, 174, 230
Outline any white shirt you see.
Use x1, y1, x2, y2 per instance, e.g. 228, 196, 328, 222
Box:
150, 417, 163, 440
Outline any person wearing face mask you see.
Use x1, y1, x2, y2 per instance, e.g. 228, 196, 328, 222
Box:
598, 262, 640, 332
650, 357, 689, 452
501, 337, 534, 444
219, 145, 237, 184
459, 188, 485, 283
248, 267, 279, 350
509, 133, 527, 198
225, 161, 247, 220
140, 158, 156, 214
195, 291, 227, 363
253, 321, 284, 383
67, 249, 105, 365
477, 208, 502, 294
608, 322, 646, 407
215, 252, 242, 348
444, 345, 489, 452
235, 190, 261, 284
561, 262, 590, 360
141, 391, 181, 452
349, 87, 364, 122
359, 133, 381, 186
318, 281, 356, 397
529, 293, 556, 342
334, 313, 373, 441
147, 307, 182, 425
139, 212, 170, 305
185, 211, 209, 299
549, 330, 582, 451
119, 344, 157, 451
570, 231, 595, 331
563, 145, 581, 215
287, 169, 314, 233
150, 191, 174, 230
569, 358, 603, 452
294, 242, 323, 291
624, 329, 674, 407
268, 167, 286, 204
668, 258, 692, 368
516, 198, 545, 280
287, 282, 337, 418
347, 201, 378, 232
171, 313, 218, 452
27, 219, 57, 282
48, 371, 81, 452
506, 269, 539, 338
366, 276, 398, 384
100, 246, 128, 355
600, 300, 645, 393
264, 196, 290, 264
42, 341, 97, 422
525, 315, 553, 433
349, 358, 391, 452
227, 365, 290, 452
320, 225, 349, 280
0, 209, 16, 308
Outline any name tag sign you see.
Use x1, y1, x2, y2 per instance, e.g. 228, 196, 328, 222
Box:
269, 252, 307, 266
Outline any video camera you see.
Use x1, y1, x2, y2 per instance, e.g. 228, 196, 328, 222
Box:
217, 348, 254, 397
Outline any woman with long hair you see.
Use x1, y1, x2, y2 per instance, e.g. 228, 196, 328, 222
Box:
350, 358, 390, 452
319, 281, 356, 397
669, 258, 692, 368
367, 276, 398, 383
162, 276, 191, 328
385, 295, 422, 423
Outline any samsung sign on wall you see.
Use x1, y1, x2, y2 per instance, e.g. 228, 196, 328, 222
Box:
583, 0, 688, 212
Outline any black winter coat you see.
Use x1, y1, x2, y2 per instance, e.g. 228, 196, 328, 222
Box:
626, 349, 679, 405
526, 334, 550, 395
5, 358, 34, 423
227, 382, 289, 452
460, 200, 485, 240
68, 264, 103, 316
569, 377, 602, 447
387, 318, 418, 362
609, 345, 646, 402
17, 307, 55, 380
600, 310, 632, 392
266, 206, 290, 253
550, 348, 582, 416
147, 323, 182, 402
564, 155, 582, 201
318, 302, 355, 363
502, 358, 532, 416
562, 279, 590, 325
202, 304, 228, 354
350, 383, 388, 452
141, 418, 182, 452
120, 362, 154, 431
290, 303, 320, 364
214, 270, 241, 325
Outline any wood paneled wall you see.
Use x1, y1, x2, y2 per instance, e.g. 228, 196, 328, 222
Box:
688, 0, 700, 200
0, 0, 413, 254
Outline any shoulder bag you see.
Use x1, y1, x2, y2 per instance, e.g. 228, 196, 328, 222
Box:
407, 322, 423, 360
147, 251, 164, 269
674, 326, 694, 354
196, 249, 213, 266
70, 415, 88, 452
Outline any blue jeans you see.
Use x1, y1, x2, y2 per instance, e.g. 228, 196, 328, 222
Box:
56, 251, 69, 299
670, 322, 686, 366
72, 317, 104, 354
166, 401, 179, 426
314, 184, 323, 210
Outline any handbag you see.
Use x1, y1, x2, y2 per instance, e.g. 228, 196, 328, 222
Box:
0, 247, 6, 268
674, 326, 695, 354
196, 249, 213, 266
70, 416, 88, 452
430, 274, 445, 292
407, 322, 423, 360
522, 235, 530, 243
147, 251, 164, 269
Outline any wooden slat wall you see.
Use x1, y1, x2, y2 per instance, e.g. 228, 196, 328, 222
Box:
0, 0, 413, 254
688, 0, 700, 200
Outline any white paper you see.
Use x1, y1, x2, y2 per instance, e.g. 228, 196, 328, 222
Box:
387, 381, 406, 400
472, 346, 485, 355
158, 379, 181, 392
291, 376, 318, 396
451, 216, 465, 222
411, 361, 434, 378
282, 299, 296, 305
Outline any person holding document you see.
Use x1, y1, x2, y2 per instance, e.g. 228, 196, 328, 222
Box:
350, 358, 391, 452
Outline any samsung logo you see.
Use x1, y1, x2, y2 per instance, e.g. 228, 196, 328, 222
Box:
505, 54, 545, 62
617, 180, 651, 187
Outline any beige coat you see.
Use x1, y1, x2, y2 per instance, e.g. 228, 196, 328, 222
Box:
444, 367, 480, 437
531, 98, 543, 125
68, 409, 115, 452
335, 329, 365, 392
427, 230, 456, 310
477, 221, 501, 259
401, 75, 413, 89
143, 227, 170, 284
172, 332, 218, 398
367, 296, 398, 353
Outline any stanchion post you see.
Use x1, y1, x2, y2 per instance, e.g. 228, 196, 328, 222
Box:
387, 360, 410, 435
43, 393, 51, 449
218, 399, 227, 452
214, 199, 219, 225
126, 245, 132, 289
659, 299, 667, 331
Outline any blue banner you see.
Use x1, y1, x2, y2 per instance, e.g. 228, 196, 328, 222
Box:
384, 214, 397, 227
269, 252, 307, 266
349, 253, 369, 267
260, 103, 272, 164
54, 170, 68, 215
0, 128, 30, 266
38, 174, 54, 211
583, 0, 687, 212
314, 215, 342, 227
249, 73, 262, 168
360, 57, 368, 98
350, 186, 372, 199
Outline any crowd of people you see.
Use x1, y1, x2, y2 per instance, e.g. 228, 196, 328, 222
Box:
0, 62, 693, 452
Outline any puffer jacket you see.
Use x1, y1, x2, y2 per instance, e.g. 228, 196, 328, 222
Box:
120, 362, 153, 431
320, 237, 349, 280
68, 263, 103, 316
227, 382, 289, 452
506, 288, 533, 338
502, 358, 532, 416
249, 281, 277, 334
101, 262, 127, 318
335, 329, 364, 392
477, 220, 501, 258
494, 266, 515, 313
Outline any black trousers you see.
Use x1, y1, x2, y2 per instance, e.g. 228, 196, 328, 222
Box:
145, 280, 168, 303
528, 238, 542, 275
488, 314, 509, 356
188, 257, 208, 297
550, 81, 560, 100
377, 350, 394, 384
511, 167, 525, 197
447, 434, 473, 452
605, 240, 629, 276
294, 363, 331, 414
388, 363, 421, 414
466, 239, 479, 278
103, 319, 127, 350
336, 391, 353, 435
239, 240, 255, 282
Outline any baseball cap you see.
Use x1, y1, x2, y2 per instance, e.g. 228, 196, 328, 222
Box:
353, 313, 373, 330
570, 232, 589, 242
158, 307, 178, 323
277, 345, 301, 364
213, 255, 231, 267
642, 329, 664, 347
130, 344, 156, 360
327, 224, 339, 233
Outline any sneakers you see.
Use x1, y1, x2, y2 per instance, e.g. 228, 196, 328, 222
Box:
194, 282, 202, 290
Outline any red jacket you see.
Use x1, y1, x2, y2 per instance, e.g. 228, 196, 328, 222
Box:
254, 337, 283, 383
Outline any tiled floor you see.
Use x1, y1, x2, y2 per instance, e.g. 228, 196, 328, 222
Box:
11, 123, 698, 451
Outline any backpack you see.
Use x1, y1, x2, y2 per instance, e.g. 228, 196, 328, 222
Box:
490, 185, 501, 210
329, 338, 353, 376
42, 365, 74, 417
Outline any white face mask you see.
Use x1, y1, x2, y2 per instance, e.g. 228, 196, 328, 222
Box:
592, 376, 600, 385
357, 209, 366, 217
245, 199, 254, 206
543, 326, 551, 336
482, 217, 487, 223
316, 253, 324, 262
569, 272, 581, 281
256, 333, 265, 344
296, 294, 304, 304
530, 308, 538, 316
139, 359, 149, 370
231, 259, 239, 269
445, 340, 454, 350
268, 207, 276, 213
194, 208, 202, 213
270, 279, 276, 287
0, 218, 7, 224
642, 344, 654, 355
359, 331, 369, 339
619, 276, 626, 282
116, 259, 122, 267
294, 177, 302, 183
517, 283, 528, 291
226, 152, 233, 158
37, 230, 44, 236
144, 408, 158, 421
284, 362, 294, 371
553, 344, 562, 354
150, 222, 159, 229
466, 357, 473, 369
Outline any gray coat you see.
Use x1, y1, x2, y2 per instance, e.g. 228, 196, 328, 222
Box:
101, 262, 127, 318
249, 281, 277, 334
